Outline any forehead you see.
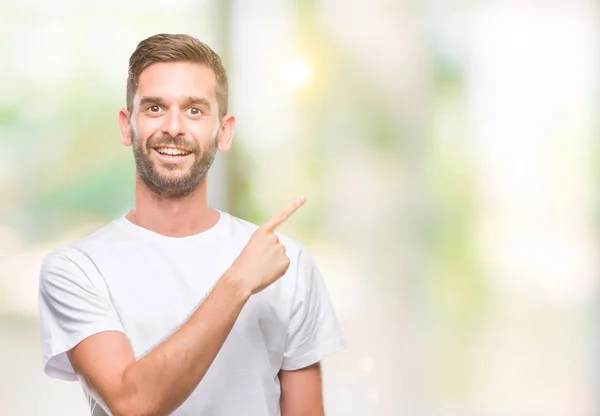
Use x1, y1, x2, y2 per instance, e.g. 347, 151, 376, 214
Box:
135, 61, 217, 103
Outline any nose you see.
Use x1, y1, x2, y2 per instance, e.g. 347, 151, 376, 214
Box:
161, 108, 185, 138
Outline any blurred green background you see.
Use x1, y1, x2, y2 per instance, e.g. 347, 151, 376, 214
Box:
1, 1, 599, 415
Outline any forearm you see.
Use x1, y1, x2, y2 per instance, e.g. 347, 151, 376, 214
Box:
116, 272, 251, 416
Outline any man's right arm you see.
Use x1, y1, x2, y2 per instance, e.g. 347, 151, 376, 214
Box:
68, 271, 250, 416
65, 197, 306, 416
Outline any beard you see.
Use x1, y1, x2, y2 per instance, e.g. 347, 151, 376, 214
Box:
131, 130, 218, 199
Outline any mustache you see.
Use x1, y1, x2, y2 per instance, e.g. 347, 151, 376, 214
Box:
146, 136, 199, 153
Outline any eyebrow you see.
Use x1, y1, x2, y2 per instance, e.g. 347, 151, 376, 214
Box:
184, 96, 212, 110
139, 96, 212, 111
139, 96, 163, 107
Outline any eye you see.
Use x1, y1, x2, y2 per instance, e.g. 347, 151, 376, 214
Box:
186, 107, 203, 117
149, 105, 161, 113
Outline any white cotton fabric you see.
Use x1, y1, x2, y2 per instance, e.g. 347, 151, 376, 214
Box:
39, 210, 345, 415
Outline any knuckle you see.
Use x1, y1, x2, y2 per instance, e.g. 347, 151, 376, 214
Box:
256, 226, 268, 235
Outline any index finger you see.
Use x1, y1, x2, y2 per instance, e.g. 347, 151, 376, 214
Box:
262, 196, 306, 232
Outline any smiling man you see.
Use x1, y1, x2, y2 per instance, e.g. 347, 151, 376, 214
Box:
38, 34, 344, 416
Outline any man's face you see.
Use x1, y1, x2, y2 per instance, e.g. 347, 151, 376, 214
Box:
128, 62, 222, 198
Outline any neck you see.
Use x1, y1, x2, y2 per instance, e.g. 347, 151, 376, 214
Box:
126, 175, 220, 238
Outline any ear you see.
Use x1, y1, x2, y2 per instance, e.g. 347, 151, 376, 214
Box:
216, 114, 236, 152
118, 108, 133, 146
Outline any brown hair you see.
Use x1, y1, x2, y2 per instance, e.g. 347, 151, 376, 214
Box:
126, 33, 228, 117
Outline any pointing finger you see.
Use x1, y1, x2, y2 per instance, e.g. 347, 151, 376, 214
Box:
262, 196, 306, 232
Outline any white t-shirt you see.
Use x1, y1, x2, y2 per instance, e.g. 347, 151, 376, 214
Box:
38, 210, 345, 416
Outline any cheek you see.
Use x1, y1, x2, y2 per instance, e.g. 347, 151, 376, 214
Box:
191, 119, 216, 135
211, 120, 221, 138
188, 121, 219, 144
135, 116, 161, 137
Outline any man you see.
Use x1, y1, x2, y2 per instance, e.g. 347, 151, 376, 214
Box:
38, 33, 344, 416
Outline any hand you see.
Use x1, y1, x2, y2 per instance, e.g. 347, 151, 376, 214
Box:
228, 196, 306, 295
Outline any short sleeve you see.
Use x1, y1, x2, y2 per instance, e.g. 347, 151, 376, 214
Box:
281, 246, 345, 371
38, 252, 125, 381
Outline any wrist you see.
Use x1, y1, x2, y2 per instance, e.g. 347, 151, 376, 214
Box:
221, 268, 253, 302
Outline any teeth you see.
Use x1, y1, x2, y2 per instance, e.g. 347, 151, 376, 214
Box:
156, 148, 190, 156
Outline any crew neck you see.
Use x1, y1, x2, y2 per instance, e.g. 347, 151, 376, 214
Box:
115, 209, 228, 244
